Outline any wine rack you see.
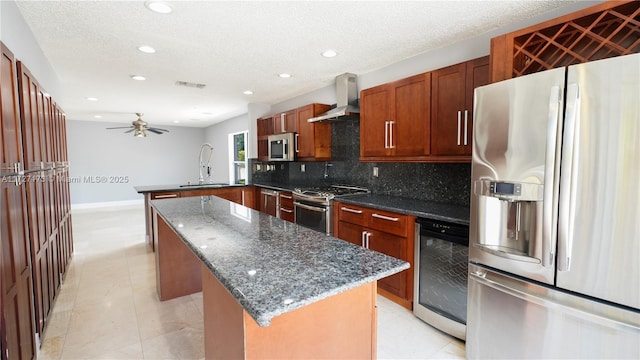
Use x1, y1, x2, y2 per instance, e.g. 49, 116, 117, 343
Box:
491, 1, 639, 82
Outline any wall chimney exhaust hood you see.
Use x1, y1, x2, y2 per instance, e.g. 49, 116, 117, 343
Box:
308, 73, 359, 122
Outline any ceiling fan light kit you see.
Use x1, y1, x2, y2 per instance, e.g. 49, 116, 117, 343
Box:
105, 113, 169, 137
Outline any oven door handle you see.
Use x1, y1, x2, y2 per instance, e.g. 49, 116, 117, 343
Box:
294, 202, 327, 213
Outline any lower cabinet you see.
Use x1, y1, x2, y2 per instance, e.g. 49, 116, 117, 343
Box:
334, 202, 415, 309
278, 191, 295, 223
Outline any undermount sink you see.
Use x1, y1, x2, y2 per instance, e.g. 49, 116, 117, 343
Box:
179, 183, 230, 188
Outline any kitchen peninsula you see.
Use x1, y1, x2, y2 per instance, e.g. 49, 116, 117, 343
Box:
151, 195, 408, 359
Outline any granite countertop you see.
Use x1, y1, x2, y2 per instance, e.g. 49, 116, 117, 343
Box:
150, 196, 409, 327
135, 183, 245, 193
337, 195, 470, 225
252, 182, 470, 225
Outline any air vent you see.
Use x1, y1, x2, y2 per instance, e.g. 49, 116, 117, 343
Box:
175, 80, 207, 89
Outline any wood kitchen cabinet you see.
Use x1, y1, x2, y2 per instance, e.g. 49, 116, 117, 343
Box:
334, 202, 415, 309
431, 56, 489, 159
273, 109, 297, 134
360, 73, 431, 161
296, 103, 332, 161
256, 103, 332, 161
278, 191, 295, 223
1, 42, 37, 360
256, 116, 273, 161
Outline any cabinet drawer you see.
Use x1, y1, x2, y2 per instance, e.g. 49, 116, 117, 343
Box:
278, 192, 294, 206
151, 192, 180, 199
337, 203, 367, 226
367, 209, 409, 237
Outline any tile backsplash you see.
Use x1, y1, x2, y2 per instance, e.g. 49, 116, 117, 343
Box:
250, 120, 471, 206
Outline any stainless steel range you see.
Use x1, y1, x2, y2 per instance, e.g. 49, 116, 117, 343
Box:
293, 185, 369, 235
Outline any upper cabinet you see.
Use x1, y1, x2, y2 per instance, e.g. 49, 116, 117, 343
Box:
256, 103, 331, 161
490, 1, 639, 82
256, 115, 273, 161
273, 109, 297, 134
360, 56, 488, 162
431, 56, 489, 158
360, 73, 431, 160
296, 103, 332, 161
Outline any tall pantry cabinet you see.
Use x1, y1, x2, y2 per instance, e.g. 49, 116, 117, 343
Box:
1, 41, 73, 360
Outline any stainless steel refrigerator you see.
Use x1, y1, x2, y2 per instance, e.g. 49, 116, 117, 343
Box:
467, 53, 639, 359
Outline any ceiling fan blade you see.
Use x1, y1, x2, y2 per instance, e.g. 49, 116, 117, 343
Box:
148, 127, 169, 132
124, 129, 135, 133
106, 126, 133, 130
147, 128, 165, 134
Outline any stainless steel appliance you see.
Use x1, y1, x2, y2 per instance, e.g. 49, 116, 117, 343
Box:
307, 73, 360, 122
293, 185, 369, 234
268, 133, 296, 161
414, 218, 468, 341
468, 53, 640, 359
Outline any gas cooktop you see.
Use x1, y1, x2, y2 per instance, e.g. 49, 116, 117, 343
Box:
293, 184, 369, 200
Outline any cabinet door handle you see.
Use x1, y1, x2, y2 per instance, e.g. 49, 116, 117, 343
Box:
384, 121, 389, 149
361, 231, 367, 247
372, 213, 399, 222
280, 194, 292, 199
389, 121, 395, 149
279, 207, 293, 213
464, 110, 469, 146
457, 111, 462, 146
365, 232, 371, 249
241, 191, 245, 205
155, 194, 178, 199
281, 113, 286, 132
340, 206, 363, 214
295, 133, 299, 153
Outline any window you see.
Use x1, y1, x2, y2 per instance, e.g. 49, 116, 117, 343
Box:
229, 131, 248, 184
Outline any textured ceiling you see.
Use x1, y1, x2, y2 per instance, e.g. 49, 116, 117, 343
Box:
16, 0, 577, 127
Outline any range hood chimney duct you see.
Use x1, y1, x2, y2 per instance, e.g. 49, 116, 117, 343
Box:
307, 73, 359, 122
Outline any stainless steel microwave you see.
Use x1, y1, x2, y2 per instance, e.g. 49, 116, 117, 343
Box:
268, 133, 296, 161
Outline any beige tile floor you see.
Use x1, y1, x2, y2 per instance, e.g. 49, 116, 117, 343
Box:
37, 203, 465, 359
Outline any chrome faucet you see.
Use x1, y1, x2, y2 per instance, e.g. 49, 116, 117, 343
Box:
199, 143, 214, 184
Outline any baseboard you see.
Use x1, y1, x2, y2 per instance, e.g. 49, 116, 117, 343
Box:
71, 199, 144, 211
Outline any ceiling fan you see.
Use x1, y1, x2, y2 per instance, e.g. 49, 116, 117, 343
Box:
106, 113, 169, 137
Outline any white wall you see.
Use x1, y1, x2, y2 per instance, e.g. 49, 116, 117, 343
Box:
0, 0, 62, 100
203, 113, 251, 183
67, 120, 205, 204
269, 1, 604, 113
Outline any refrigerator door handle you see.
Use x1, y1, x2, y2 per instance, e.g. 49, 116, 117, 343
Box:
542, 85, 562, 267
558, 83, 580, 272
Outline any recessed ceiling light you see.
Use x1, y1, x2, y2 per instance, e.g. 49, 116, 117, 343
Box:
137, 45, 156, 54
278, 73, 291, 78
173, 120, 180, 124
243, 90, 253, 95
94, 115, 102, 118
131, 75, 146, 81
321, 50, 337, 58
145, 1, 172, 14
87, 97, 98, 101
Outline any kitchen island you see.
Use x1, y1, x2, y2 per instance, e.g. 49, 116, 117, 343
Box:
151, 195, 409, 359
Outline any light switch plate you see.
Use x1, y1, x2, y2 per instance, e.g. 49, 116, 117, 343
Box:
301, 164, 305, 172
373, 166, 379, 177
